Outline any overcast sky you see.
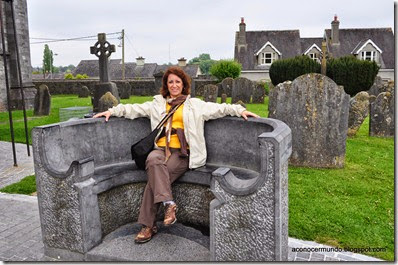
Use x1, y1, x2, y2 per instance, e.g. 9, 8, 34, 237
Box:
27, 0, 395, 68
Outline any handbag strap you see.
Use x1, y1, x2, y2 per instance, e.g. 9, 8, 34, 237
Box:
154, 100, 185, 130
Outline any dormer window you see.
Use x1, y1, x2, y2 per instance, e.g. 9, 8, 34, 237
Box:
261, 52, 277, 65
308, 53, 320, 62
304, 44, 322, 63
352, 39, 382, 65
361, 51, 376, 62
255, 41, 282, 66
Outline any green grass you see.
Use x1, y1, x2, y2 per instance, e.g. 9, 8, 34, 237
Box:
0, 94, 393, 260
0, 175, 36, 195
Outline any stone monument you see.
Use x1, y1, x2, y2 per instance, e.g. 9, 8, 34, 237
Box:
269, 73, 350, 168
252, 83, 265, 103
33, 84, 51, 116
347, 91, 370, 136
369, 90, 394, 137
231, 77, 253, 104
90, 33, 120, 112
203, 84, 218, 102
0, 0, 36, 111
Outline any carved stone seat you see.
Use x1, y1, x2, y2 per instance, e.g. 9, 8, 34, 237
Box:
32, 116, 291, 261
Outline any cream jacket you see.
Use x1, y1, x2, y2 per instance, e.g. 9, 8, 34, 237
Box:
108, 95, 246, 169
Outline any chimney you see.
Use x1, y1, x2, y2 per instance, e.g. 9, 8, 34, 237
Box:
178, 57, 187, 67
235, 17, 248, 53
331, 15, 340, 45
136, 56, 145, 66
239, 17, 247, 46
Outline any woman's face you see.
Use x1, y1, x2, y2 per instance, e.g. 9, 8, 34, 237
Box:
167, 73, 183, 98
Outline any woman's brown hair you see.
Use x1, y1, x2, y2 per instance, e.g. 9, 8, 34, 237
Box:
160, 66, 191, 98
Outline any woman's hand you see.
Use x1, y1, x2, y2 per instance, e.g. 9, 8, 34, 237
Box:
93, 110, 111, 122
241, 110, 260, 120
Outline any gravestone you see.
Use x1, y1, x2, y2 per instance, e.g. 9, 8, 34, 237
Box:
203, 84, 218, 103
347, 91, 370, 136
98, 92, 118, 112
231, 77, 253, 104
220, 77, 233, 97
252, 83, 265, 103
235, 100, 246, 108
367, 76, 384, 97
269, 73, 350, 168
78, 86, 90, 98
90, 33, 120, 112
118, 81, 132, 99
221, 93, 227, 103
369, 90, 394, 137
153, 71, 164, 95
190, 79, 196, 97
33, 84, 51, 116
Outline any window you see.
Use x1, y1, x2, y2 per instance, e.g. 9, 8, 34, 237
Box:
361, 51, 377, 62
308, 53, 320, 62
260, 52, 277, 65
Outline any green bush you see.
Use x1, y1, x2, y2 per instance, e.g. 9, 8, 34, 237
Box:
209, 59, 241, 81
64, 73, 74, 79
269, 55, 321, 86
75, 74, 89, 79
326, 55, 379, 96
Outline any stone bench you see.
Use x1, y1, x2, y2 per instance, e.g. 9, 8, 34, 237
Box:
32, 116, 291, 261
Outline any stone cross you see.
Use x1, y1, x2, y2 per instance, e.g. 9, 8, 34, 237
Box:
90, 33, 115, 83
321, 40, 328, 75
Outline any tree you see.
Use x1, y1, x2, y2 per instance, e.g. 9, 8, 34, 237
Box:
42, 44, 54, 75
188, 53, 216, 75
209, 59, 242, 81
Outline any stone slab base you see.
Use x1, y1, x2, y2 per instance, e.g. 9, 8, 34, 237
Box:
85, 222, 210, 261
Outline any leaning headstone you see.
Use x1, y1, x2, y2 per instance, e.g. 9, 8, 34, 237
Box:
78, 86, 90, 98
231, 77, 253, 104
220, 77, 233, 97
369, 90, 394, 137
33, 84, 51, 116
203, 84, 218, 103
367, 76, 385, 97
269, 73, 350, 168
347, 91, 370, 136
221, 93, 227, 103
90, 33, 120, 112
235, 100, 246, 108
118, 81, 132, 99
252, 83, 265, 103
98, 92, 118, 112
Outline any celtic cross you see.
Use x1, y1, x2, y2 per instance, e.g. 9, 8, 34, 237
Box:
90, 33, 115, 82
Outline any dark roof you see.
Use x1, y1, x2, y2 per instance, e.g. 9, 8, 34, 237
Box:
300, 38, 323, 54
74, 60, 200, 80
154, 65, 200, 79
325, 28, 394, 68
235, 30, 302, 70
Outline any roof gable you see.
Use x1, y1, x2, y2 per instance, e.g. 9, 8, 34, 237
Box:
254, 41, 282, 56
352, 39, 383, 54
303, 43, 322, 55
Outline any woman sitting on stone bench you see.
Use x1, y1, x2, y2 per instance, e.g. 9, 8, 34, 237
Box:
93, 67, 259, 243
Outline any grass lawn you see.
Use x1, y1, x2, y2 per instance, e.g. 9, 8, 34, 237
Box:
0, 94, 393, 260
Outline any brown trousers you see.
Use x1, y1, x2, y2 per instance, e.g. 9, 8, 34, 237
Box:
137, 148, 189, 227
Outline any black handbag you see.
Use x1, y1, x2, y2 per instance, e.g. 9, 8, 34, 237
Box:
131, 102, 183, 170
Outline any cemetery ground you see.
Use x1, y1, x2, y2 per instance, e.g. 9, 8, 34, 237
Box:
0, 94, 393, 261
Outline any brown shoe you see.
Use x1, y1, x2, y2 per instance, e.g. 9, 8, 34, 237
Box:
134, 225, 158, 244
164, 204, 178, 226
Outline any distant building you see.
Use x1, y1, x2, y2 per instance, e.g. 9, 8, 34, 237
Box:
234, 16, 394, 82
73, 57, 201, 80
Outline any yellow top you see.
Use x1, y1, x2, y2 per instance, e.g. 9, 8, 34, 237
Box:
156, 103, 184, 148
